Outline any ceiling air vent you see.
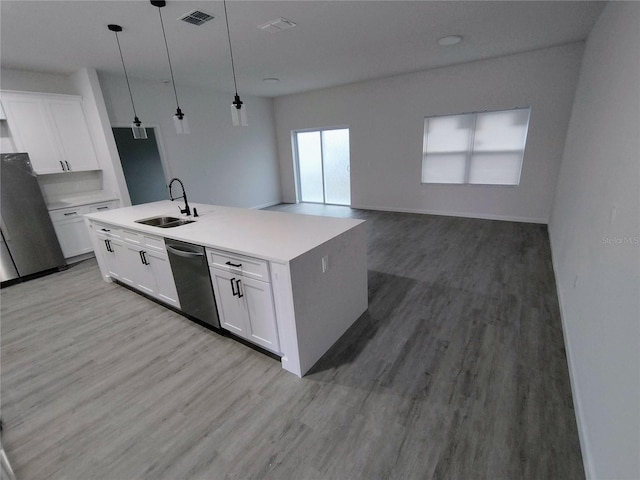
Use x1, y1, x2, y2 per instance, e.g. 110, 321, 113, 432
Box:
179, 10, 215, 26
258, 17, 297, 34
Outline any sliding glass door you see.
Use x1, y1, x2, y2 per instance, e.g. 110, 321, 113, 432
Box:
295, 128, 350, 206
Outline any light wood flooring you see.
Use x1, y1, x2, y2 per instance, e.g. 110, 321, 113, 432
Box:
1, 204, 584, 479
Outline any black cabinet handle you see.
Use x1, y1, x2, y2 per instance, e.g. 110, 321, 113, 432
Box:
230, 277, 238, 296
225, 261, 242, 268
101, 228, 111, 232
139, 251, 145, 265
105, 239, 112, 253
141, 251, 150, 265
235, 279, 243, 298
60, 161, 66, 171
63, 212, 78, 216
65, 161, 71, 171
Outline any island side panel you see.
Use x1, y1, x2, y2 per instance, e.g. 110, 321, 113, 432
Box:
289, 222, 368, 375
270, 261, 303, 377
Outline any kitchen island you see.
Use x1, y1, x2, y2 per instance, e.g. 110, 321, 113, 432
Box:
85, 200, 368, 377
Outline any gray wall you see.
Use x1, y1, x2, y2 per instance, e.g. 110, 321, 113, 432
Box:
99, 73, 281, 209
549, 3, 640, 479
274, 43, 584, 223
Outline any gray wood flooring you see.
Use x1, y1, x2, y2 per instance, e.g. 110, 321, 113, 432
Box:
0, 204, 584, 479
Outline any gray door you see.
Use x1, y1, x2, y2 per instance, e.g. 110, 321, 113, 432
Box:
113, 128, 168, 205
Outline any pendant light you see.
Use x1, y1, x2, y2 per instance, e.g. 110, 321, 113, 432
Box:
223, 0, 248, 126
108, 24, 148, 139
151, 0, 190, 134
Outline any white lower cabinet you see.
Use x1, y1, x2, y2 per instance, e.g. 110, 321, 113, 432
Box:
209, 252, 280, 354
51, 201, 119, 260
94, 224, 179, 308
96, 233, 132, 285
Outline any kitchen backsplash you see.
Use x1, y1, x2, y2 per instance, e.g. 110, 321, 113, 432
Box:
38, 170, 103, 203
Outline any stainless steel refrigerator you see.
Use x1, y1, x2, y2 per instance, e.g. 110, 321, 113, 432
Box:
1, 153, 66, 283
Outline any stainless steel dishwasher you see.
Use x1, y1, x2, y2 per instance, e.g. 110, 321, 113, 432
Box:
165, 238, 220, 329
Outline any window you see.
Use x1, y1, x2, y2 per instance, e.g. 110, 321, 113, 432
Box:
421, 107, 530, 185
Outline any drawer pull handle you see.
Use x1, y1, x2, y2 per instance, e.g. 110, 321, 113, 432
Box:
139, 251, 149, 265
63, 212, 78, 216
101, 228, 111, 232
97, 206, 109, 211
225, 261, 242, 268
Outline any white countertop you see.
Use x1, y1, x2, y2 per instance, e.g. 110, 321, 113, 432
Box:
47, 192, 120, 210
85, 200, 365, 263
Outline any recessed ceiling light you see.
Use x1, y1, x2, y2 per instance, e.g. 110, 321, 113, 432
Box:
263, 77, 280, 83
438, 35, 463, 46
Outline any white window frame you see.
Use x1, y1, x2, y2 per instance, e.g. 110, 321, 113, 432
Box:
421, 107, 531, 186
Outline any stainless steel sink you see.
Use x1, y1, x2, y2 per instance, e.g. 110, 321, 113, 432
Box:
135, 216, 195, 228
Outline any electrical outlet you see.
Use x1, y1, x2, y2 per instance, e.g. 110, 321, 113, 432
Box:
322, 255, 329, 273
610, 205, 617, 225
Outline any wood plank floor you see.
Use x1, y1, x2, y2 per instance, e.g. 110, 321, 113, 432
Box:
0, 204, 584, 479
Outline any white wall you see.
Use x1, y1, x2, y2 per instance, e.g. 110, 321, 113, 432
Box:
549, 3, 640, 479
1, 69, 76, 95
274, 43, 584, 223
98, 73, 281, 209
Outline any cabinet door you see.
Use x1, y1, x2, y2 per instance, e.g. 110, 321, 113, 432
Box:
96, 235, 132, 285
52, 217, 93, 258
1, 94, 63, 173
47, 99, 99, 172
125, 245, 156, 296
210, 269, 246, 336
145, 250, 180, 308
239, 276, 280, 353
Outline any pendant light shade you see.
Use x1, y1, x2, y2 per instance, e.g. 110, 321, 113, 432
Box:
223, 0, 247, 126
151, 1, 190, 134
231, 94, 248, 127
173, 107, 190, 134
108, 24, 147, 140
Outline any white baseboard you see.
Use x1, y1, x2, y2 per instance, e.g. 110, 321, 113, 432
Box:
547, 225, 594, 480
251, 200, 281, 210
351, 203, 548, 224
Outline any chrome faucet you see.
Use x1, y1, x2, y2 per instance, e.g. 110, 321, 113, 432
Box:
168, 178, 191, 216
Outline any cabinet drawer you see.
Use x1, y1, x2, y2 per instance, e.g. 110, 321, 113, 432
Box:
121, 229, 164, 253
143, 233, 165, 253
88, 201, 118, 213
93, 222, 122, 239
207, 248, 269, 282
50, 205, 88, 222
122, 229, 142, 245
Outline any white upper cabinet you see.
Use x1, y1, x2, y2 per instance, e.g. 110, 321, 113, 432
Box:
47, 99, 100, 172
0, 91, 100, 174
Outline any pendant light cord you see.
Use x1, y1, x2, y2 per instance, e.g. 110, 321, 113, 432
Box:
223, 0, 239, 95
157, 7, 181, 110
114, 31, 139, 119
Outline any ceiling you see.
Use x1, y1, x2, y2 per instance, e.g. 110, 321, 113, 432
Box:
1, 1, 605, 98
